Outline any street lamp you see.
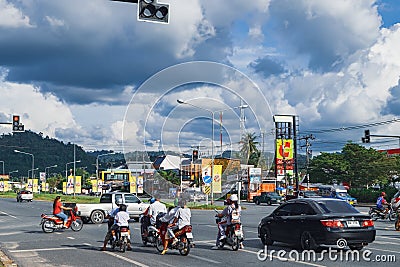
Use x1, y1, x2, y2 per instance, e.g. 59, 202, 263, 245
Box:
96, 152, 116, 194
45, 165, 57, 191
65, 160, 81, 194
177, 99, 249, 205
14, 150, 34, 178
28, 168, 39, 178
0, 161, 4, 174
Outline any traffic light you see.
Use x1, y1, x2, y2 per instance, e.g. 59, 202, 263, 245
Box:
137, 0, 169, 24
362, 130, 370, 143
192, 150, 198, 162
12, 115, 24, 132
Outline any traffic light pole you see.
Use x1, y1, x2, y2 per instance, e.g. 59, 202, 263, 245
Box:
362, 130, 400, 147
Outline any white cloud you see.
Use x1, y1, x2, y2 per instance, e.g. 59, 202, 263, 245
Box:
0, 0, 33, 28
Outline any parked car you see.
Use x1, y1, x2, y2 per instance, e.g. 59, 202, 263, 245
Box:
253, 192, 283, 205
76, 192, 149, 224
258, 198, 376, 251
16, 190, 33, 202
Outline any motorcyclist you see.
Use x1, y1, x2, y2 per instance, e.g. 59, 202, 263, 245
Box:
161, 198, 191, 255
376, 192, 388, 213
148, 195, 167, 226
229, 194, 244, 249
159, 202, 180, 254
140, 198, 154, 238
52, 196, 72, 228
113, 203, 132, 250
211, 194, 239, 249
101, 198, 126, 251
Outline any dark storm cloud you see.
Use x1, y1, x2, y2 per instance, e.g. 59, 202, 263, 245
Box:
249, 56, 286, 77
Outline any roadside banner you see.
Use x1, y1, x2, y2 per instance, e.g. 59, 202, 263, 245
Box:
74, 176, 82, 194
91, 179, 98, 193
27, 179, 33, 191
33, 179, 39, 193
67, 176, 74, 194
62, 182, 67, 194
137, 176, 143, 194
41, 181, 46, 192
40, 172, 46, 182
4, 181, 9, 192
0, 181, 4, 192
212, 165, 222, 193
129, 175, 137, 194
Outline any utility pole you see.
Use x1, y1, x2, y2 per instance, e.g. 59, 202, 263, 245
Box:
300, 134, 315, 188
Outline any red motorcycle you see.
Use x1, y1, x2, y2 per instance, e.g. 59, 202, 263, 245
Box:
40, 207, 83, 233
155, 225, 193, 256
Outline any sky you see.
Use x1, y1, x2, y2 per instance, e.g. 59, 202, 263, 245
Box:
1, 0, 400, 159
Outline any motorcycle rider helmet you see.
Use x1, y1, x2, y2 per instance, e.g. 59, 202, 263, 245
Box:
116, 198, 123, 205
230, 194, 238, 202
381, 192, 386, 197
149, 197, 156, 204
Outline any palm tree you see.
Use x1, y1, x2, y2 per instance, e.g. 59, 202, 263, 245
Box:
240, 132, 260, 165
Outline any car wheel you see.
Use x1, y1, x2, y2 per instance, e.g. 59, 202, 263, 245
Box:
260, 227, 274, 245
300, 231, 317, 250
255, 199, 260, 205
90, 210, 105, 224
267, 200, 272, 205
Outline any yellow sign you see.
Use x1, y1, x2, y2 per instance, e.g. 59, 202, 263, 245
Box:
212, 165, 222, 194
203, 185, 211, 195
27, 179, 33, 191
63, 182, 67, 194
276, 139, 294, 160
33, 179, 39, 193
129, 175, 137, 194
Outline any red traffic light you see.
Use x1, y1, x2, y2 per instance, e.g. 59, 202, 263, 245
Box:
13, 115, 20, 123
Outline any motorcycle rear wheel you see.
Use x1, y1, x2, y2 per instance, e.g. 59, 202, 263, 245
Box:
389, 211, 397, 221
370, 212, 379, 221
231, 236, 239, 251
71, 219, 84, 231
121, 238, 127, 253
178, 237, 190, 256
42, 219, 55, 233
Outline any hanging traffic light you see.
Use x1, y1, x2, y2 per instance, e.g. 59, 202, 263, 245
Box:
138, 0, 169, 24
192, 150, 199, 162
362, 130, 370, 143
12, 115, 24, 132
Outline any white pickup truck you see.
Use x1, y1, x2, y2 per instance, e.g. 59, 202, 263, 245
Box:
76, 192, 149, 224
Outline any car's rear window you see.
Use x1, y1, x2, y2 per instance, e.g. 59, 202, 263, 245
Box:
317, 200, 359, 213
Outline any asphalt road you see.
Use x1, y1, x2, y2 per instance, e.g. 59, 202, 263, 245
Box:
1, 197, 400, 267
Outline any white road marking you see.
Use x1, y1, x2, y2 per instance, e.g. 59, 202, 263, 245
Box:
67, 237, 75, 240
9, 247, 76, 253
82, 243, 91, 246
377, 236, 400, 241
103, 251, 149, 267
189, 254, 221, 264
0, 210, 18, 219
0, 231, 23, 236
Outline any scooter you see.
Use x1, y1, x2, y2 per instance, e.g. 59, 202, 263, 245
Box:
215, 209, 243, 251
155, 225, 193, 256
110, 226, 131, 253
369, 204, 397, 221
140, 214, 161, 246
40, 207, 83, 233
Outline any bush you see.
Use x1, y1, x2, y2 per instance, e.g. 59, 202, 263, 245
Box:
349, 187, 397, 203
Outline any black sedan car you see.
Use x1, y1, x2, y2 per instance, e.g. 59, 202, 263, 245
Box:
258, 198, 375, 251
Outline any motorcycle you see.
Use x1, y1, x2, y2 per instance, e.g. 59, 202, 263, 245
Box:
155, 224, 193, 256
110, 226, 131, 253
140, 214, 161, 246
215, 209, 243, 251
369, 203, 397, 221
40, 207, 83, 233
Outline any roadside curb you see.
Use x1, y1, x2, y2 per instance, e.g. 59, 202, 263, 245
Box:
0, 249, 17, 267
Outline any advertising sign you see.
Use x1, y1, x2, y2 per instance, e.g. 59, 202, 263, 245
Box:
27, 179, 33, 191
202, 166, 212, 184
129, 175, 137, 194
276, 139, 294, 181
212, 165, 222, 193
40, 172, 46, 182
0, 180, 4, 192
137, 176, 143, 194
33, 179, 39, 193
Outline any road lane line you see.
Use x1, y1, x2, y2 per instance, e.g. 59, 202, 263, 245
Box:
9, 247, 76, 253
0, 231, 23, 236
373, 241, 400, 245
368, 247, 400, 254
189, 254, 221, 264
67, 237, 75, 240
377, 236, 400, 241
0, 211, 18, 219
103, 251, 149, 267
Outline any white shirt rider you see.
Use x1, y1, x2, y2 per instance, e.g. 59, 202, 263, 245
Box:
149, 200, 167, 225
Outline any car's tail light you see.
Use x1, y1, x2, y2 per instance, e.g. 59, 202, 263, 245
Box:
320, 219, 344, 228
362, 219, 374, 227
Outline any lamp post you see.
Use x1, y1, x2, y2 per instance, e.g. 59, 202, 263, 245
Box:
45, 165, 57, 191
14, 150, 34, 178
65, 160, 81, 195
28, 168, 39, 179
96, 152, 116, 194
177, 99, 249, 205
0, 161, 4, 175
